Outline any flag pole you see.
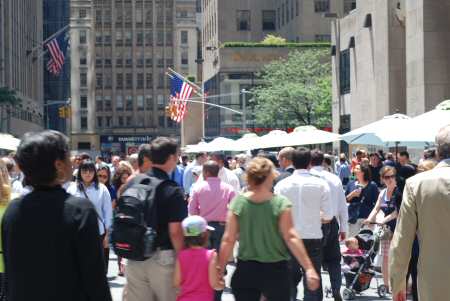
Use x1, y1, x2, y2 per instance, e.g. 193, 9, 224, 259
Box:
27, 24, 70, 56
167, 68, 204, 96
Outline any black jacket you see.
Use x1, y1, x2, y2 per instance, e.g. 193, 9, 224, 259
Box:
1, 186, 112, 301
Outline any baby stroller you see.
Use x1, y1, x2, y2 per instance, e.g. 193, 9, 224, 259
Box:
341, 227, 389, 300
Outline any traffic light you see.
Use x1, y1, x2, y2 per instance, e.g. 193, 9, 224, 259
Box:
165, 105, 171, 117
165, 104, 178, 117
58, 106, 65, 118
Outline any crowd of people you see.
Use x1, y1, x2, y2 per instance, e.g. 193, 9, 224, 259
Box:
0, 124, 448, 301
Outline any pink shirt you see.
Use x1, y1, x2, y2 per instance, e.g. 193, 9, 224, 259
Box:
177, 248, 214, 301
189, 177, 236, 222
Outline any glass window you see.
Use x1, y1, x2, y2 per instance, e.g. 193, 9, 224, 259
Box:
104, 58, 112, 67
106, 116, 112, 127
146, 95, 153, 110
105, 73, 112, 88
137, 73, 144, 88
281, 4, 285, 25
80, 56, 87, 66
96, 73, 103, 88
158, 116, 164, 127
340, 49, 350, 94
125, 8, 132, 23
181, 31, 188, 44
97, 117, 103, 128
145, 32, 153, 45
79, 9, 87, 19
104, 31, 111, 45
157, 94, 164, 106
291, 0, 294, 19
157, 58, 164, 67
79, 30, 87, 44
104, 96, 112, 111
96, 96, 103, 111
158, 73, 164, 88
146, 73, 152, 88
126, 73, 133, 89
126, 116, 132, 126
137, 114, 144, 127
96, 10, 102, 23
116, 31, 123, 45
166, 32, 172, 46
137, 58, 144, 67
137, 95, 144, 110
80, 96, 87, 109
157, 31, 164, 46
80, 73, 87, 87
116, 74, 123, 89
137, 32, 144, 45
315, 34, 331, 42
181, 52, 188, 65
236, 10, 250, 31
118, 116, 124, 126
81, 117, 88, 130
125, 31, 132, 45
104, 10, 111, 23
96, 31, 102, 45
145, 58, 152, 67
116, 95, 124, 110
314, 0, 330, 13
126, 96, 133, 111
296, 0, 299, 16
126, 58, 133, 67
262, 10, 276, 31
136, 7, 143, 23
116, 58, 123, 67
145, 8, 152, 24
285, 0, 289, 22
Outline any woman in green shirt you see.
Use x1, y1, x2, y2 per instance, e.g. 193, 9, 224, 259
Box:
218, 157, 319, 301
0, 159, 12, 297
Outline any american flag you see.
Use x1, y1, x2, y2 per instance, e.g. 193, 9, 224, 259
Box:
169, 74, 193, 123
45, 34, 68, 76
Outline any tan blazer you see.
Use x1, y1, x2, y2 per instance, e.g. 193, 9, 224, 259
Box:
389, 159, 450, 301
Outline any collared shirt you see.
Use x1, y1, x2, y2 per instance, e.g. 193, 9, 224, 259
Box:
274, 169, 333, 239
189, 177, 236, 222
218, 167, 241, 193
335, 161, 351, 183
311, 166, 349, 233
66, 182, 112, 235
183, 160, 201, 193
171, 165, 184, 190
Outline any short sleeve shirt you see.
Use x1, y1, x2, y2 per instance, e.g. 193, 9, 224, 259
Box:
230, 194, 292, 263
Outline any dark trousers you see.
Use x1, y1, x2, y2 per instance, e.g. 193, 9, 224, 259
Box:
100, 234, 109, 275
231, 260, 291, 301
208, 222, 225, 301
407, 239, 419, 301
321, 218, 342, 295
290, 239, 323, 301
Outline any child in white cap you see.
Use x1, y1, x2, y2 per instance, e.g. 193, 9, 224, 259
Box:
174, 215, 224, 301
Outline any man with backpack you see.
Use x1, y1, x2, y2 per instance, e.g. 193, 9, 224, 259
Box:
116, 137, 187, 301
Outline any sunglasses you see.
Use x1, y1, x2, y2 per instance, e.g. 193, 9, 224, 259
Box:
383, 175, 396, 180
98, 174, 108, 179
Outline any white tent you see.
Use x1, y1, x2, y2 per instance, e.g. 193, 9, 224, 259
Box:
204, 137, 238, 152
258, 130, 289, 149
231, 133, 261, 151
285, 126, 340, 146
0, 133, 20, 151
409, 100, 450, 142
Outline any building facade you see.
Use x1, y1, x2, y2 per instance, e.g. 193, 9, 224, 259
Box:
331, 0, 450, 141
70, 0, 198, 155
0, 0, 44, 137
44, 0, 71, 133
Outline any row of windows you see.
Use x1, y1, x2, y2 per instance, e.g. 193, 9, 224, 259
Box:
235, 10, 276, 31
91, 58, 174, 68
83, 94, 166, 111
80, 115, 175, 130
78, 71, 174, 89
93, 30, 174, 46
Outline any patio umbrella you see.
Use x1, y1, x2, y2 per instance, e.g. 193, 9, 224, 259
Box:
340, 114, 430, 148
203, 137, 238, 152
258, 130, 289, 149
184, 141, 209, 153
409, 100, 450, 142
231, 133, 261, 151
0, 133, 20, 151
286, 126, 340, 146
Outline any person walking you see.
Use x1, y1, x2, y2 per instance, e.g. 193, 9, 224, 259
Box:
390, 125, 450, 301
189, 160, 236, 301
310, 150, 348, 301
67, 160, 113, 274
0, 160, 11, 299
275, 147, 333, 301
274, 147, 295, 185
218, 157, 320, 301
363, 165, 400, 293
174, 215, 223, 301
334, 154, 351, 187
183, 152, 207, 196
125, 137, 187, 301
2, 130, 112, 301
210, 152, 241, 193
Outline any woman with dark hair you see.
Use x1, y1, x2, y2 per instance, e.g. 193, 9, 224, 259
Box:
345, 163, 379, 237
67, 160, 113, 274
97, 164, 116, 205
2, 130, 112, 301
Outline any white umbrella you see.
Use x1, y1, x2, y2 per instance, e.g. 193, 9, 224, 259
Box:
184, 141, 209, 153
409, 100, 450, 142
204, 137, 238, 152
231, 133, 261, 151
285, 126, 340, 146
0, 133, 20, 151
258, 130, 289, 149
340, 113, 430, 148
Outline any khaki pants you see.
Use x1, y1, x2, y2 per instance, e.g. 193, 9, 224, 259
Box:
126, 250, 178, 301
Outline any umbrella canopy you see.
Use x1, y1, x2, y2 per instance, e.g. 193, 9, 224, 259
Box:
184, 141, 209, 153
231, 133, 261, 151
285, 126, 340, 146
0, 133, 20, 151
340, 114, 430, 147
205, 137, 238, 152
409, 100, 450, 142
258, 130, 289, 149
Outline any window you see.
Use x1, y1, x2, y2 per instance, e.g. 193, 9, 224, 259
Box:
157, 94, 164, 107
166, 59, 173, 67
166, 32, 172, 46
146, 95, 153, 110
145, 32, 153, 45
137, 73, 144, 89
126, 116, 132, 126
96, 10, 102, 23
104, 96, 112, 111
104, 10, 111, 23
315, 34, 331, 42
95, 58, 102, 67
158, 116, 165, 127
116, 95, 124, 110
81, 117, 88, 130
181, 52, 188, 65
277, 8, 281, 28
281, 4, 285, 25
80, 56, 87, 66
116, 31, 123, 45
116, 74, 123, 89
106, 116, 112, 127
262, 10, 276, 31
116, 58, 123, 67
314, 0, 329, 13
146, 58, 152, 67
97, 117, 103, 128
79, 30, 87, 44
125, 31, 132, 45
177, 10, 188, 18
80, 73, 87, 87
339, 49, 350, 94
136, 8, 143, 24
126, 96, 133, 111
145, 8, 152, 24
236, 10, 250, 31
146, 73, 152, 88
181, 31, 188, 44
79, 9, 87, 19
157, 58, 164, 67
157, 31, 164, 46
80, 96, 87, 109
137, 58, 144, 67
125, 8, 132, 24
105, 73, 112, 88
96, 96, 103, 111
126, 58, 133, 67
126, 73, 133, 89
296, 0, 299, 16
285, 0, 289, 22
104, 59, 112, 67
96, 73, 103, 88
137, 114, 144, 127
137, 95, 144, 110
96, 31, 102, 45
118, 116, 124, 126
291, 0, 294, 19
137, 32, 144, 45
78, 142, 90, 149
158, 73, 164, 88
104, 31, 112, 45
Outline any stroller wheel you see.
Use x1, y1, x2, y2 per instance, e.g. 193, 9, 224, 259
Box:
342, 288, 355, 300
377, 284, 388, 298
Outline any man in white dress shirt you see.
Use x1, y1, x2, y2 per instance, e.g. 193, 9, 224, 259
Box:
210, 152, 241, 193
275, 147, 333, 301
311, 150, 348, 301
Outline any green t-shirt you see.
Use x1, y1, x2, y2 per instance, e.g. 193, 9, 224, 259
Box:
230, 194, 292, 263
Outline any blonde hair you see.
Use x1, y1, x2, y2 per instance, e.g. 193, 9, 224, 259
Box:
245, 157, 277, 187
380, 165, 396, 178
0, 160, 11, 204
417, 160, 437, 173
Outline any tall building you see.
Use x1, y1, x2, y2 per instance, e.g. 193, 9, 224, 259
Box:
0, 0, 44, 136
202, 0, 347, 138
43, 0, 70, 133
70, 0, 198, 155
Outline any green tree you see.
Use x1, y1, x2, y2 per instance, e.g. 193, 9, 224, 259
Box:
0, 87, 20, 105
251, 49, 331, 129
261, 34, 287, 45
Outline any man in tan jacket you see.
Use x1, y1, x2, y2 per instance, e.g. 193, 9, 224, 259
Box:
390, 124, 450, 301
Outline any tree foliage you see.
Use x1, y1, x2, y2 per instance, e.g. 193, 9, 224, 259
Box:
0, 87, 20, 105
261, 34, 287, 45
251, 49, 331, 129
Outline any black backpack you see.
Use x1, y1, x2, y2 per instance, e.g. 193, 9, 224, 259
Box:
110, 174, 165, 261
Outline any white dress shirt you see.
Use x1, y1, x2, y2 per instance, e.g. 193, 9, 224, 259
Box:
311, 166, 349, 233
66, 182, 113, 235
274, 169, 333, 239
183, 160, 201, 193
219, 167, 241, 193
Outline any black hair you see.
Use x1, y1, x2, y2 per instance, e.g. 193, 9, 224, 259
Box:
76, 160, 99, 189
15, 130, 69, 187
195, 152, 206, 159
359, 163, 372, 182
211, 152, 226, 163
137, 144, 152, 167
150, 137, 178, 165
399, 151, 410, 159
97, 164, 112, 186
324, 156, 332, 167
310, 149, 324, 166
292, 147, 311, 169
184, 232, 208, 248
79, 152, 91, 161
256, 152, 279, 168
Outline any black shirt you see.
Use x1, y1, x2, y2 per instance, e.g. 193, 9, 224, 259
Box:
128, 167, 187, 250
369, 164, 383, 187
2, 186, 112, 301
